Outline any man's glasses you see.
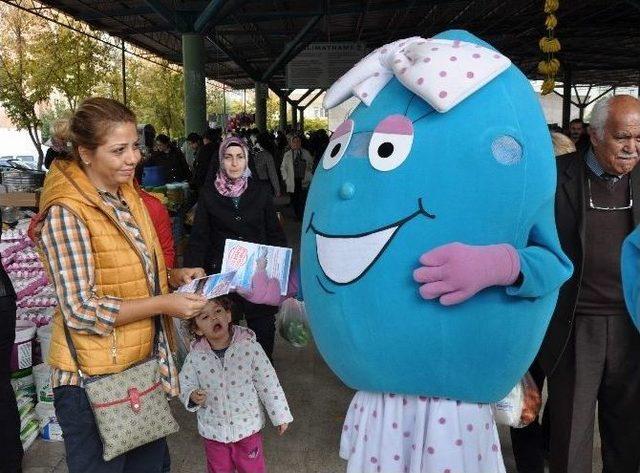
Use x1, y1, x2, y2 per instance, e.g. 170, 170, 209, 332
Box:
587, 177, 633, 211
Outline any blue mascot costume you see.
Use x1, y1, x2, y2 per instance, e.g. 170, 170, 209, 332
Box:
300, 30, 572, 472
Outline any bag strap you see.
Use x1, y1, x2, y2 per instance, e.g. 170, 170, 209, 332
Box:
151, 252, 163, 355
61, 251, 165, 380
61, 313, 85, 380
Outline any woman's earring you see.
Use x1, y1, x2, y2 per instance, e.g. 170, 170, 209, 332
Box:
83, 160, 91, 166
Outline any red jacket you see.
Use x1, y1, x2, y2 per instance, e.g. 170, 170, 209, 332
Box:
138, 189, 175, 268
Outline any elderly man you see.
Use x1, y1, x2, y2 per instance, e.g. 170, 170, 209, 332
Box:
540, 95, 640, 473
281, 135, 314, 220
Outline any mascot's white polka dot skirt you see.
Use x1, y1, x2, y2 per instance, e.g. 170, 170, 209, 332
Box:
340, 392, 506, 473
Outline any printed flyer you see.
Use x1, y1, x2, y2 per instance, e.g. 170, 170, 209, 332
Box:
176, 271, 236, 299
221, 239, 292, 296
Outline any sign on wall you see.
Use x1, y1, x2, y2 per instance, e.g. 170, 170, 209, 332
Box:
286, 42, 368, 89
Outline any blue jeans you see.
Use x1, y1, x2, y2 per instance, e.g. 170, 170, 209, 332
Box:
54, 385, 169, 473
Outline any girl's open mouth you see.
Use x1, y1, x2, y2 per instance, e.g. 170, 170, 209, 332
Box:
213, 323, 223, 332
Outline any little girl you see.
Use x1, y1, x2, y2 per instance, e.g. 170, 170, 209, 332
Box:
179, 296, 293, 473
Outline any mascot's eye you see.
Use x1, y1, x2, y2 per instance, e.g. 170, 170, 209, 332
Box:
322, 119, 354, 170
368, 115, 414, 172
377, 142, 394, 158
491, 135, 522, 165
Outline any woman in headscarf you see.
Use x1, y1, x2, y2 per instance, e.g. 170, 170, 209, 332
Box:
185, 136, 288, 360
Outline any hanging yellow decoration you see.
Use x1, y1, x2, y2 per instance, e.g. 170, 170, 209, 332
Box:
539, 0, 561, 95
538, 58, 560, 75
539, 38, 561, 53
544, 0, 559, 13
545, 13, 557, 29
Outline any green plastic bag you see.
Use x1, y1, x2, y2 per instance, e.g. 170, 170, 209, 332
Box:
277, 298, 311, 348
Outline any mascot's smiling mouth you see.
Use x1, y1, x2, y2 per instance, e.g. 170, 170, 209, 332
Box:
306, 199, 436, 287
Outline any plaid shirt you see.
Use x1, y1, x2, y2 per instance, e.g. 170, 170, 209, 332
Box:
40, 191, 178, 394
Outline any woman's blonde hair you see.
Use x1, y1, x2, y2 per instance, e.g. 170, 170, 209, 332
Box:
66, 97, 137, 163
551, 132, 576, 157
51, 119, 70, 141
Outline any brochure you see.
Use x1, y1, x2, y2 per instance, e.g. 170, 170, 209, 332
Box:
221, 239, 292, 296
176, 271, 236, 299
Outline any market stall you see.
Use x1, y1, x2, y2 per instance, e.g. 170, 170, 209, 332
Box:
1, 164, 62, 451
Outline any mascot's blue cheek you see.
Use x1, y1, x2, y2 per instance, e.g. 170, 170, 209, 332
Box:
301, 34, 562, 403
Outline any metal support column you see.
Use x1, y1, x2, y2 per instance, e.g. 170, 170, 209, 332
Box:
222, 84, 227, 130
255, 82, 268, 132
182, 33, 207, 135
299, 107, 304, 132
562, 67, 572, 132
121, 39, 127, 106
279, 95, 288, 131
291, 101, 298, 131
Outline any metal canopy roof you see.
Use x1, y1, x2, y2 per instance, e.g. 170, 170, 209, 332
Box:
11, 0, 640, 91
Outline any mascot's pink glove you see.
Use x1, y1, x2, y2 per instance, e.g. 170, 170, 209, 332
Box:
413, 242, 521, 306
237, 267, 300, 306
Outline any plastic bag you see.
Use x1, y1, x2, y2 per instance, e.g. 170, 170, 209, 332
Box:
276, 298, 311, 348
491, 372, 541, 428
35, 402, 63, 441
184, 203, 197, 227
173, 317, 191, 368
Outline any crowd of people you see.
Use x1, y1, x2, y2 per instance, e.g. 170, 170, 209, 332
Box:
548, 118, 591, 157
182, 126, 329, 221
0, 90, 639, 473
0, 98, 330, 473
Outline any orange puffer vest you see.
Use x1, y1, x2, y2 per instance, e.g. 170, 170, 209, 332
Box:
38, 160, 171, 375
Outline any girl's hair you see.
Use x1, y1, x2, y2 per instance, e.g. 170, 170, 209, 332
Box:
184, 296, 234, 341
51, 119, 70, 141
66, 97, 137, 164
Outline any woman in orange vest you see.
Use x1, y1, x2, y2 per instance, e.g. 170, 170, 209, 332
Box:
33, 97, 207, 473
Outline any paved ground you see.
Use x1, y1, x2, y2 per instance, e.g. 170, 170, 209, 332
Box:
22, 203, 604, 473
26, 336, 529, 473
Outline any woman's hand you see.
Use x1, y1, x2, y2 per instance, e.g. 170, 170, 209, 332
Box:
189, 389, 207, 406
160, 293, 207, 319
277, 423, 289, 435
169, 267, 206, 289
117, 292, 207, 326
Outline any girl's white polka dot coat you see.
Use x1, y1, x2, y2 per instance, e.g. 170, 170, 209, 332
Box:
179, 325, 293, 443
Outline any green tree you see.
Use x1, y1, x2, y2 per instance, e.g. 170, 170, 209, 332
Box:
266, 93, 281, 131
206, 82, 225, 115
304, 117, 329, 132
40, 98, 72, 142
229, 95, 253, 115
96, 53, 184, 136
0, 4, 52, 168
133, 61, 185, 137
92, 48, 126, 102
35, 23, 111, 111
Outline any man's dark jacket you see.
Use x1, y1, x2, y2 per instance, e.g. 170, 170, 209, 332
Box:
539, 151, 640, 375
